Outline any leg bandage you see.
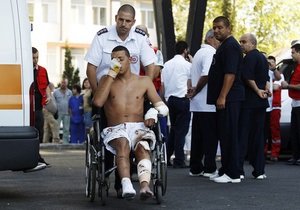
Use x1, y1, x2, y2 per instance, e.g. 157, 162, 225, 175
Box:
134, 141, 150, 151
137, 159, 152, 184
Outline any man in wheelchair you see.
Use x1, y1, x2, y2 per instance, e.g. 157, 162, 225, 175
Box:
93, 46, 168, 201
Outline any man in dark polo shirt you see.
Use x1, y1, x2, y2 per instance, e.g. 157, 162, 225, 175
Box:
207, 16, 245, 183
238, 33, 269, 180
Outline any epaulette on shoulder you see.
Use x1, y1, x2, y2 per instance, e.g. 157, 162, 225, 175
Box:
97, 28, 108, 36
135, 28, 146, 36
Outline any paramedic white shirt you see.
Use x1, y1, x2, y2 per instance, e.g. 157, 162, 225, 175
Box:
161, 55, 191, 101
84, 25, 157, 81
189, 44, 216, 112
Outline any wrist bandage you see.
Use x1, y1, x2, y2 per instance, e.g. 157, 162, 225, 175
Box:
154, 101, 169, 116
107, 69, 118, 78
137, 159, 152, 184
144, 108, 158, 123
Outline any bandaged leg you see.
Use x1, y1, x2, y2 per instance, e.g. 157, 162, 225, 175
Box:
137, 158, 152, 184
121, 177, 136, 200
137, 158, 153, 200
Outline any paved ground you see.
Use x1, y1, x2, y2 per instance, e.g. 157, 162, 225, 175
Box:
0, 144, 300, 210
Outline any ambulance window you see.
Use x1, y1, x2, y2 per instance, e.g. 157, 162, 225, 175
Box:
0, 1, 17, 63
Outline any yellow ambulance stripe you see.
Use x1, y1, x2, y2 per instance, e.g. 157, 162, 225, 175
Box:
0, 64, 22, 109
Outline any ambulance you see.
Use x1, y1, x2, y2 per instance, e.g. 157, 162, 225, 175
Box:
0, 0, 40, 171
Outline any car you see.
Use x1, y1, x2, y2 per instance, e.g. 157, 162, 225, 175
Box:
277, 58, 296, 152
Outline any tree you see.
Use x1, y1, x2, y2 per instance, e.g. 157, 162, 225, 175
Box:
173, 0, 300, 54
62, 41, 80, 89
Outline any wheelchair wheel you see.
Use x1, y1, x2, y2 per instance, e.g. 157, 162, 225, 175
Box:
85, 136, 91, 197
90, 163, 97, 202
155, 182, 163, 204
98, 142, 106, 206
89, 131, 97, 202
160, 143, 167, 196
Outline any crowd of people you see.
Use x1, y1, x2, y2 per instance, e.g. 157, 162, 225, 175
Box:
33, 3, 300, 203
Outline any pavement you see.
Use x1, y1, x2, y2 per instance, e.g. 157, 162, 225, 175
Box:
1, 145, 300, 210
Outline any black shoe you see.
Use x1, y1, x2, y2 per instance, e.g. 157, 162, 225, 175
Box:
173, 163, 189, 169
266, 156, 278, 164
297, 159, 300, 165
39, 157, 51, 168
285, 158, 297, 165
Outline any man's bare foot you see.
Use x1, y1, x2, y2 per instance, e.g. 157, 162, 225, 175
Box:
140, 186, 153, 201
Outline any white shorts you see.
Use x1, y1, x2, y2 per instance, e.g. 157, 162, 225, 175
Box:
101, 122, 156, 155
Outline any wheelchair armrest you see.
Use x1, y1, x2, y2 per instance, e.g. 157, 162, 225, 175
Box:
92, 114, 101, 121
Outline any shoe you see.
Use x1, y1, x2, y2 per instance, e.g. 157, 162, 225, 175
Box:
39, 157, 51, 168
286, 158, 298, 165
189, 171, 204, 177
240, 175, 245, 180
209, 173, 220, 181
203, 170, 218, 178
214, 174, 241, 183
297, 159, 300, 165
270, 157, 278, 163
173, 163, 189, 169
253, 174, 267, 179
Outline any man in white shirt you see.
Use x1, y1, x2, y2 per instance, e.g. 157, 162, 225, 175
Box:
161, 41, 192, 168
186, 29, 220, 177
85, 4, 157, 94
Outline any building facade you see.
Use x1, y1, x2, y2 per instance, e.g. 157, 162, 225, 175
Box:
28, 0, 157, 86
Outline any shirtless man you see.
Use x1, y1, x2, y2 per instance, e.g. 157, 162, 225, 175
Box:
93, 46, 168, 201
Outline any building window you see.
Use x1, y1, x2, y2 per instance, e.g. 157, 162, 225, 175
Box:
71, 0, 85, 24
140, 3, 154, 29
92, 7, 107, 25
42, 0, 58, 23
27, 3, 34, 22
47, 47, 57, 75
71, 48, 85, 77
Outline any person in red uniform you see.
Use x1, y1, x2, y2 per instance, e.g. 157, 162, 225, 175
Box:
32, 47, 51, 167
264, 56, 284, 163
282, 40, 300, 165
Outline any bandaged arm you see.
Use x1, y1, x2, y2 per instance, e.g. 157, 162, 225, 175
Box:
144, 101, 168, 123
153, 101, 169, 116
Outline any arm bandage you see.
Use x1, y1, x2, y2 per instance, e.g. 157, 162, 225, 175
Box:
154, 101, 169, 116
144, 108, 158, 123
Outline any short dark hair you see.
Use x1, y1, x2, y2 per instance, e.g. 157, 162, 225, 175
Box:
112, 45, 130, 57
72, 84, 81, 94
175, 41, 188, 55
32, 47, 38, 54
267, 56, 276, 62
118, 4, 135, 18
292, 44, 300, 53
213, 16, 231, 28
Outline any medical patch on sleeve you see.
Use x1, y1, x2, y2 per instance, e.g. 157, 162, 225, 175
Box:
135, 28, 146, 36
97, 28, 108, 36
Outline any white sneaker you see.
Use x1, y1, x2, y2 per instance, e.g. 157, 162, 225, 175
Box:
189, 171, 204, 177
203, 170, 218, 178
254, 174, 267, 180
209, 173, 220, 181
214, 174, 241, 183
240, 175, 245, 180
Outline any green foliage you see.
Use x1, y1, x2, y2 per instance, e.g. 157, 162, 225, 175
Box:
61, 41, 81, 89
172, 0, 300, 54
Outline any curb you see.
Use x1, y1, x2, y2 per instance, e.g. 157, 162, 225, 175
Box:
40, 143, 85, 150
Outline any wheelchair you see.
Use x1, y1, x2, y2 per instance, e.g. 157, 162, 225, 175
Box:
85, 110, 167, 206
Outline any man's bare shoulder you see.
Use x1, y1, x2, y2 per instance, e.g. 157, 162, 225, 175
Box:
138, 75, 152, 84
